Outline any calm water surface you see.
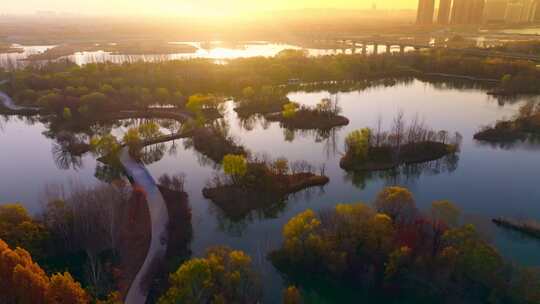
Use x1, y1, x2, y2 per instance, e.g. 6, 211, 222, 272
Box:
0, 41, 412, 70
1, 79, 540, 302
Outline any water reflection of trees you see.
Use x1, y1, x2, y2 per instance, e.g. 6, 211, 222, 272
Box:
52, 141, 84, 170
475, 134, 540, 151
211, 185, 326, 236
345, 154, 460, 190
421, 77, 494, 92
284, 77, 415, 95
45, 117, 183, 170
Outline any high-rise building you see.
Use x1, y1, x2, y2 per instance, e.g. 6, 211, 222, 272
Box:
451, 0, 486, 24
505, 2, 524, 23
417, 0, 436, 24
451, 0, 469, 23
520, 0, 538, 22
483, 0, 508, 23
471, 0, 487, 22
438, 0, 453, 24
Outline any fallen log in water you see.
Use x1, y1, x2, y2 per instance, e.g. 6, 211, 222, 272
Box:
492, 217, 540, 239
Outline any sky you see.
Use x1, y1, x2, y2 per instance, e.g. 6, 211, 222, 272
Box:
3, 0, 418, 17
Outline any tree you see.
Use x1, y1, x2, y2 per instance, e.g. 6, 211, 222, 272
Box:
158, 247, 261, 304
345, 128, 371, 162
99, 84, 115, 97
283, 286, 302, 304
0, 204, 49, 258
90, 134, 120, 157
80, 92, 108, 113
123, 128, 142, 158
186, 94, 219, 114
47, 272, 88, 304
0, 239, 88, 304
282, 102, 298, 119
222, 154, 247, 183
138, 121, 162, 140
374, 187, 416, 225
391, 110, 405, 149
62, 108, 72, 120
282, 209, 323, 264
37, 92, 64, 112
443, 225, 504, 285
384, 246, 412, 280
272, 158, 289, 175
155, 87, 170, 105
171, 91, 184, 107
431, 200, 460, 227
501, 74, 512, 89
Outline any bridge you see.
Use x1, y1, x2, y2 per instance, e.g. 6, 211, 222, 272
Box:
324, 37, 540, 62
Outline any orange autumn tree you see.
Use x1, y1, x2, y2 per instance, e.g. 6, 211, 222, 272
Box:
0, 239, 89, 304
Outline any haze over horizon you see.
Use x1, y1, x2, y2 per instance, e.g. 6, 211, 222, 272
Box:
3, 0, 418, 17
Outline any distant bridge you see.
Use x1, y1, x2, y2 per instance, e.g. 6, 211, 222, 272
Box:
325, 37, 540, 62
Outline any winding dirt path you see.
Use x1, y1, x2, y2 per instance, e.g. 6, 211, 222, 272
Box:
120, 147, 169, 304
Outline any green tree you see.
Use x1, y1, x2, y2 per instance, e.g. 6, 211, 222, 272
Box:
222, 154, 247, 183
155, 87, 171, 105
282, 209, 323, 263
80, 92, 108, 113
0, 204, 49, 258
138, 121, 162, 140
501, 74, 512, 89
172, 91, 184, 107
158, 247, 261, 304
443, 224, 504, 285
62, 107, 72, 120
345, 128, 371, 162
272, 158, 289, 175
90, 134, 120, 157
123, 128, 142, 158
282, 102, 298, 119
37, 92, 64, 111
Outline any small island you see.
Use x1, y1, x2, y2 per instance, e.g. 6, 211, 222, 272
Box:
474, 102, 540, 142
187, 123, 247, 163
340, 114, 461, 172
24, 41, 197, 61
265, 98, 349, 130
202, 154, 329, 219
234, 86, 290, 117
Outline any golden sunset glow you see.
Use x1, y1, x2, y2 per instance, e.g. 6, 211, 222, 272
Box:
5, 0, 420, 16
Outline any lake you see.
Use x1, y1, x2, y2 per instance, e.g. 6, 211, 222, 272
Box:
0, 41, 413, 70
1, 79, 540, 302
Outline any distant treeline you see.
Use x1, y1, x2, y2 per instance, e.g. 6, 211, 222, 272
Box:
2, 49, 539, 116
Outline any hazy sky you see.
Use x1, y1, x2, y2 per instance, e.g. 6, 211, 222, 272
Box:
4, 0, 418, 16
